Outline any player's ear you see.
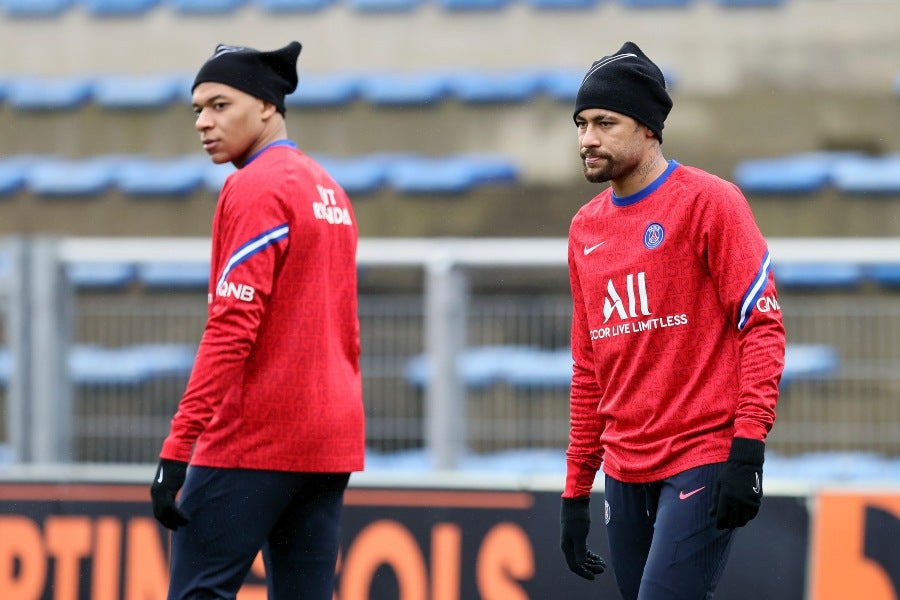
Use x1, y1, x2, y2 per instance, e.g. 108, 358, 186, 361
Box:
260, 99, 279, 120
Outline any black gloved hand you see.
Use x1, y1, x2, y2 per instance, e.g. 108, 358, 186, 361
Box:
560, 497, 607, 580
150, 458, 191, 530
710, 437, 765, 530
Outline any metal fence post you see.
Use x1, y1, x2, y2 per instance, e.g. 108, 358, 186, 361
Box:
29, 237, 73, 463
424, 255, 468, 470
3, 237, 30, 464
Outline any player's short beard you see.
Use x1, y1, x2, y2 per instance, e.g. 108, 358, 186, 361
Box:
583, 163, 611, 183
582, 155, 618, 184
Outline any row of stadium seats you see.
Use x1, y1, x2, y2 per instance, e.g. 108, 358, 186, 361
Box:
0, 68, 627, 110
8, 151, 900, 199
0, 344, 196, 386
0, 152, 520, 196
58, 259, 900, 290
734, 151, 900, 196
5, 70, 898, 113
0, 342, 837, 387
403, 343, 839, 388
1, 0, 786, 18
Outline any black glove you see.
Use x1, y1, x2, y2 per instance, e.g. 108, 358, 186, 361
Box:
710, 437, 765, 530
150, 458, 191, 530
560, 497, 607, 580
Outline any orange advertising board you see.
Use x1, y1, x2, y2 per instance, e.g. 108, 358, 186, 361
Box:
0, 481, 808, 599
810, 490, 900, 600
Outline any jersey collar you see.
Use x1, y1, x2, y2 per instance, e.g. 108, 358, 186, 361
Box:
611, 160, 679, 207
244, 139, 297, 167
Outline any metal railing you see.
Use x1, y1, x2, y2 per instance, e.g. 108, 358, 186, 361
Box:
2, 236, 900, 468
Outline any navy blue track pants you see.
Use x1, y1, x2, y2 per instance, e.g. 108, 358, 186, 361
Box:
167, 467, 350, 600
604, 464, 735, 600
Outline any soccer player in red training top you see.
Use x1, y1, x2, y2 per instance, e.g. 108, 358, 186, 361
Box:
149, 42, 365, 600
559, 41, 786, 599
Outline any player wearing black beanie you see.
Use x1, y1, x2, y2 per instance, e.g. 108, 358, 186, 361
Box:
561, 41, 784, 600
573, 41, 672, 142
192, 41, 302, 116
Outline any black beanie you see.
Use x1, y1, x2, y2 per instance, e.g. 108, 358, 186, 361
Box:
192, 41, 302, 116
573, 41, 673, 142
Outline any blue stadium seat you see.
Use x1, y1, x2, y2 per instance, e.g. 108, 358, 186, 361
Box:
0, 348, 10, 387
504, 348, 573, 388
540, 69, 587, 102
175, 74, 199, 104
137, 262, 210, 289
526, 0, 600, 9
81, 0, 162, 15
67, 262, 137, 289
407, 343, 839, 390
255, 0, 335, 11
386, 154, 518, 194
734, 152, 860, 195
202, 161, 237, 192
831, 154, 900, 195
26, 156, 121, 197
0, 250, 10, 280
3, 0, 74, 17
781, 344, 840, 387
0, 156, 38, 195
92, 74, 185, 109
166, 0, 246, 13
358, 72, 451, 106
70, 344, 196, 385
866, 263, 900, 288
437, 0, 512, 10
115, 155, 207, 196
314, 154, 395, 196
348, 0, 420, 11
446, 70, 545, 104
5, 75, 93, 110
715, 0, 784, 6
773, 262, 865, 289
286, 72, 360, 107
618, 0, 692, 6
405, 346, 547, 389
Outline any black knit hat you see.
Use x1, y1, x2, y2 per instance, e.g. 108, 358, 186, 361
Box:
192, 41, 302, 116
573, 41, 673, 142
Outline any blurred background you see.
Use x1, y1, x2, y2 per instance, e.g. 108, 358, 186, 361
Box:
0, 2, 899, 597
1, 0, 899, 475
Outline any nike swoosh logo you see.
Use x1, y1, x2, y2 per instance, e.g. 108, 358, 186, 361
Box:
752, 472, 761, 494
583, 241, 606, 256
679, 486, 705, 500
157, 467, 164, 484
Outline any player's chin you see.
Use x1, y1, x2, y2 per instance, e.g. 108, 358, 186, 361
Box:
207, 151, 232, 165
582, 166, 609, 184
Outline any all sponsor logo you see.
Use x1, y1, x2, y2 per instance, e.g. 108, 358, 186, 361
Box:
589, 271, 689, 340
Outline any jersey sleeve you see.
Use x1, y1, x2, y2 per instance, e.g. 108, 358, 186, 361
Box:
702, 181, 786, 443
564, 233, 605, 498
160, 176, 290, 461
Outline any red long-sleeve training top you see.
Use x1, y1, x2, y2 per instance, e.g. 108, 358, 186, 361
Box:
565, 161, 785, 497
160, 142, 365, 473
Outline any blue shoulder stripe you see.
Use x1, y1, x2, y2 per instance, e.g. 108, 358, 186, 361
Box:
737, 250, 772, 330
216, 223, 289, 289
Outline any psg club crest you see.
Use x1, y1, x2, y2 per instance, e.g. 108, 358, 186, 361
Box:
643, 222, 665, 250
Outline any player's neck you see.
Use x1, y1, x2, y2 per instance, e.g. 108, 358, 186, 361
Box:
612, 150, 667, 198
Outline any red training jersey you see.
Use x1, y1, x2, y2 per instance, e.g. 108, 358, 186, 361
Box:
565, 161, 784, 497
160, 141, 365, 473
